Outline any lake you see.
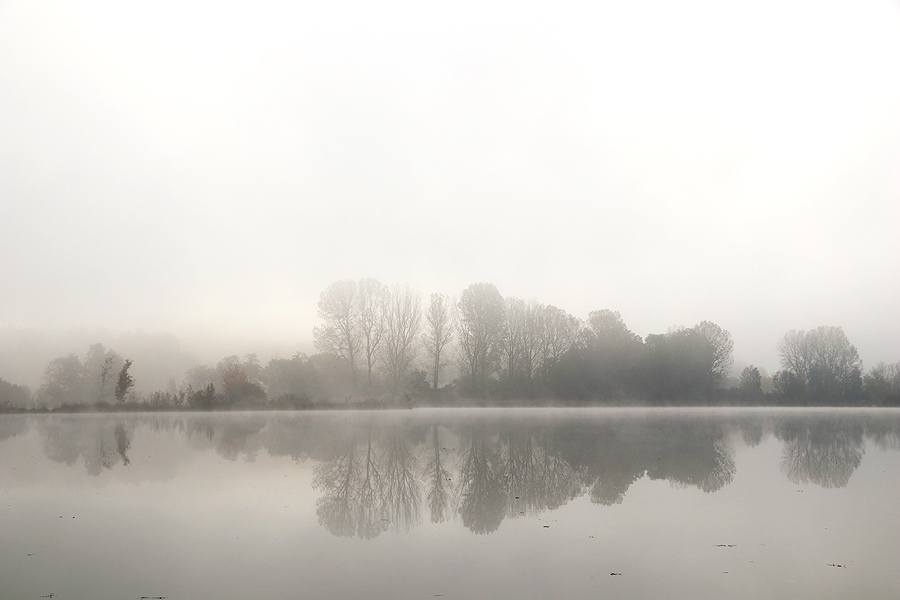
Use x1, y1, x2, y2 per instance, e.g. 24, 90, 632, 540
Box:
1, 408, 899, 599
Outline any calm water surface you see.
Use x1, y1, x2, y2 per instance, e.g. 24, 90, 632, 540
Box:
1, 408, 899, 599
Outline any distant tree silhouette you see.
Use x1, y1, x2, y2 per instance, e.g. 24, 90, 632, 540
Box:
0, 378, 31, 409
84, 343, 123, 403
776, 326, 862, 404
739, 366, 763, 401
423, 293, 454, 392
314, 280, 363, 389
456, 283, 505, 397
694, 321, 734, 388
114, 360, 134, 404
863, 362, 900, 406
356, 278, 388, 390
381, 285, 422, 396
39, 354, 85, 407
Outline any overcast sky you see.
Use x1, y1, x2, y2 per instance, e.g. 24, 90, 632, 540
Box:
2, 0, 899, 375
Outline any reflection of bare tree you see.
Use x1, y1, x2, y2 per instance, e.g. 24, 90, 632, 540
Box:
588, 469, 640, 506
382, 429, 421, 532
778, 420, 864, 488
504, 431, 580, 517
536, 439, 581, 511
423, 426, 454, 523
356, 430, 385, 539
458, 434, 505, 534
313, 427, 388, 539
313, 438, 359, 537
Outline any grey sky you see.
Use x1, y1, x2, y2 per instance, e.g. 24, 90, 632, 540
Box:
2, 0, 899, 377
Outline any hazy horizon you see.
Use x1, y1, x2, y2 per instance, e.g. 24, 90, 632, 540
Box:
3, 0, 900, 389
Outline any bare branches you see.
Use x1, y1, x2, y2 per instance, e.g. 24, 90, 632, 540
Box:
423, 293, 454, 391
381, 285, 422, 395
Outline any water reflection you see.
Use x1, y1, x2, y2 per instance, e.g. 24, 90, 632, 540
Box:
5, 410, 900, 537
775, 418, 865, 488
37, 417, 135, 476
424, 425, 455, 523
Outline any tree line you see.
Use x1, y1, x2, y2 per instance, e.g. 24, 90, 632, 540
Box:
1, 279, 898, 410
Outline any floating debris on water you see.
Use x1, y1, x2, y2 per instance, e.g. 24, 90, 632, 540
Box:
610, 572, 622, 576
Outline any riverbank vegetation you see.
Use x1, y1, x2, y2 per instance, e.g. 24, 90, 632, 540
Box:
2, 280, 898, 412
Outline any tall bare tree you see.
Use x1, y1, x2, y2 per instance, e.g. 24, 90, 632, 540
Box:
381, 285, 422, 395
423, 293, 454, 391
519, 300, 543, 381
313, 280, 361, 387
356, 278, 388, 390
456, 283, 505, 395
777, 329, 811, 380
777, 326, 861, 397
693, 321, 734, 387
500, 297, 527, 382
538, 305, 582, 381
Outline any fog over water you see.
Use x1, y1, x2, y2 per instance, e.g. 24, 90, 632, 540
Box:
2, 0, 900, 384
2, 408, 899, 599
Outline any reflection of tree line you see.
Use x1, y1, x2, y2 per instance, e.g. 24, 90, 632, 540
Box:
38, 417, 134, 476
310, 420, 738, 536
4, 413, 899, 535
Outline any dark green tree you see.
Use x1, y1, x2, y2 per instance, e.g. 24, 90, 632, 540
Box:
114, 359, 134, 404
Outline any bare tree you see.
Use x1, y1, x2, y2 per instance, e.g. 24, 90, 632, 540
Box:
538, 305, 582, 381
423, 293, 454, 391
500, 297, 527, 382
381, 285, 422, 395
519, 301, 543, 382
778, 326, 861, 387
313, 280, 361, 387
806, 326, 861, 385
777, 329, 811, 380
456, 283, 505, 395
693, 321, 734, 387
357, 278, 388, 390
